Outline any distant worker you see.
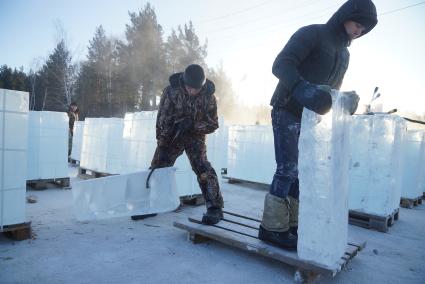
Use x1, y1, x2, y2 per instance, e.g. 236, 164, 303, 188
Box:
68, 102, 79, 157
132, 64, 224, 225
259, 0, 378, 250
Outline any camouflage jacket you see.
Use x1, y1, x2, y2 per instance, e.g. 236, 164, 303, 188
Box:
156, 72, 219, 146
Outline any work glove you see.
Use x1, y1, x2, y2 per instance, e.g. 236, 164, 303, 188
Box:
338, 91, 360, 115
292, 80, 333, 115
174, 117, 194, 139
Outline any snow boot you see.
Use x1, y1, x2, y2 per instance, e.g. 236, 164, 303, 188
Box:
259, 193, 297, 250
201, 207, 223, 225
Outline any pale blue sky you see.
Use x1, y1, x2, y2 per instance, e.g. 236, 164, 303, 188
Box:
1, 0, 424, 115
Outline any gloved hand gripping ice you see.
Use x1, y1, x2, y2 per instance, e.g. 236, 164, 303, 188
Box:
292, 80, 333, 115
331, 91, 360, 115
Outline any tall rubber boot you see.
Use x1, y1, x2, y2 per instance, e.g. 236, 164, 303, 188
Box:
288, 196, 299, 237
258, 193, 297, 250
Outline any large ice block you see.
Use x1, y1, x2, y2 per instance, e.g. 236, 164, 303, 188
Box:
80, 117, 124, 174
297, 91, 351, 267
227, 125, 274, 184
27, 111, 69, 180
1, 89, 29, 227
72, 167, 180, 221
70, 121, 84, 161
348, 115, 406, 216
401, 130, 424, 199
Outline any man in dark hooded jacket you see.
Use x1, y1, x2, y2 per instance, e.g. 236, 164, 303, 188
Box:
259, 0, 378, 250
143, 64, 224, 225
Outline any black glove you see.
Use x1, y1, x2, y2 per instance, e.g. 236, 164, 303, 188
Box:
292, 80, 332, 115
339, 91, 360, 115
174, 117, 194, 139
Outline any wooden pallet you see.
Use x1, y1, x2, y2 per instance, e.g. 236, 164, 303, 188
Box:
1, 222, 32, 241
78, 167, 115, 179
400, 197, 423, 209
27, 177, 70, 190
180, 194, 205, 206
174, 211, 365, 282
349, 208, 399, 233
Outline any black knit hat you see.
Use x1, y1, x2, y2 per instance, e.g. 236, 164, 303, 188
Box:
183, 64, 206, 89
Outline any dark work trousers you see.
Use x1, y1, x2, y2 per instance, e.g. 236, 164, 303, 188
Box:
269, 108, 301, 200
151, 135, 224, 209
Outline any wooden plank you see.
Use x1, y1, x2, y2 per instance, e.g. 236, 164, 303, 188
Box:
1, 222, 32, 241
174, 218, 343, 275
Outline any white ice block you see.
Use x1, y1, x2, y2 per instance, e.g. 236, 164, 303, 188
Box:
120, 111, 202, 197
348, 115, 406, 216
227, 125, 274, 184
27, 111, 69, 180
72, 167, 180, 221
207, 117, 229, 177
1, 89, 28, 226
70, 121, 84, 161
297, 91, 351, 267
416, 132, 425, 194
80, 117, 124, 174
401, 130, 424, 199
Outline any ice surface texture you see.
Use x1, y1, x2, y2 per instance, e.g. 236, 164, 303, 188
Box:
72, 167, 180, 221
70, 121, 84, 161
297, 90, 351, 267
401, 130, 424, 199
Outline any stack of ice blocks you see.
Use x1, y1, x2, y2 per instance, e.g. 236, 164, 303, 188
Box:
70, 121, 84, 162
80, 118, 124, 174
348, 115, 406, 216
72, 167, 180, 221
401, 130, 424, 200
120, 111, 201, 197
227, 125, 274, 184
27, 111, 68, 180
121, 111, 157, 173
298, 91, 351, 267
206, 117, 229, 176
0, 89, 28, 227
417, 132, 425, 195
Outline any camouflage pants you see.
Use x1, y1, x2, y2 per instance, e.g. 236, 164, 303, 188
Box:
151, 136, 223, 209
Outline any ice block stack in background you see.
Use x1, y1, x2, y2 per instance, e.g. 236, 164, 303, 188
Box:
27, 111, 68, 180
226, 125, 274, 184
80, 118, 124, 174
207, 117, 229, 176
348, 115, 406, 216
121, 111, 157, 173
400, 130, 424, 200
70, 121, 84, 162
417, 132, 425, 195
297, 91, 351, 267
0, 89, 29, 226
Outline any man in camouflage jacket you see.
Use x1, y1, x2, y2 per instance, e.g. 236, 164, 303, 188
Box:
151, 64, 224, 225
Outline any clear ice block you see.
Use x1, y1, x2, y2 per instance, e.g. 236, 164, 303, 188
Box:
297, 91, 351, 267
401, 130, 424, 199
72, 167, 180, 221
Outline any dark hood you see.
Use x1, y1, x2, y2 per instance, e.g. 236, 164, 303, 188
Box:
327, 0, 378, 44
169, 72, 215, 96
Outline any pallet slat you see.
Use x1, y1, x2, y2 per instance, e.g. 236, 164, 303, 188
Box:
1, 222, 32, 241
349, 209, 399, 233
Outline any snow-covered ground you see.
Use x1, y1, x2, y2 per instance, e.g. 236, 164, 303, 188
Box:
1, 166, 424, 283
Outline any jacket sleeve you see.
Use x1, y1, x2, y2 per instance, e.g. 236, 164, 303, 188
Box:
193, 95, 219, 135
156, 87, 176, 146
272, 25, 319, 92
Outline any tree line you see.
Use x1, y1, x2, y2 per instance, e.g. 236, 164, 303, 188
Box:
0, 3, 235, 119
